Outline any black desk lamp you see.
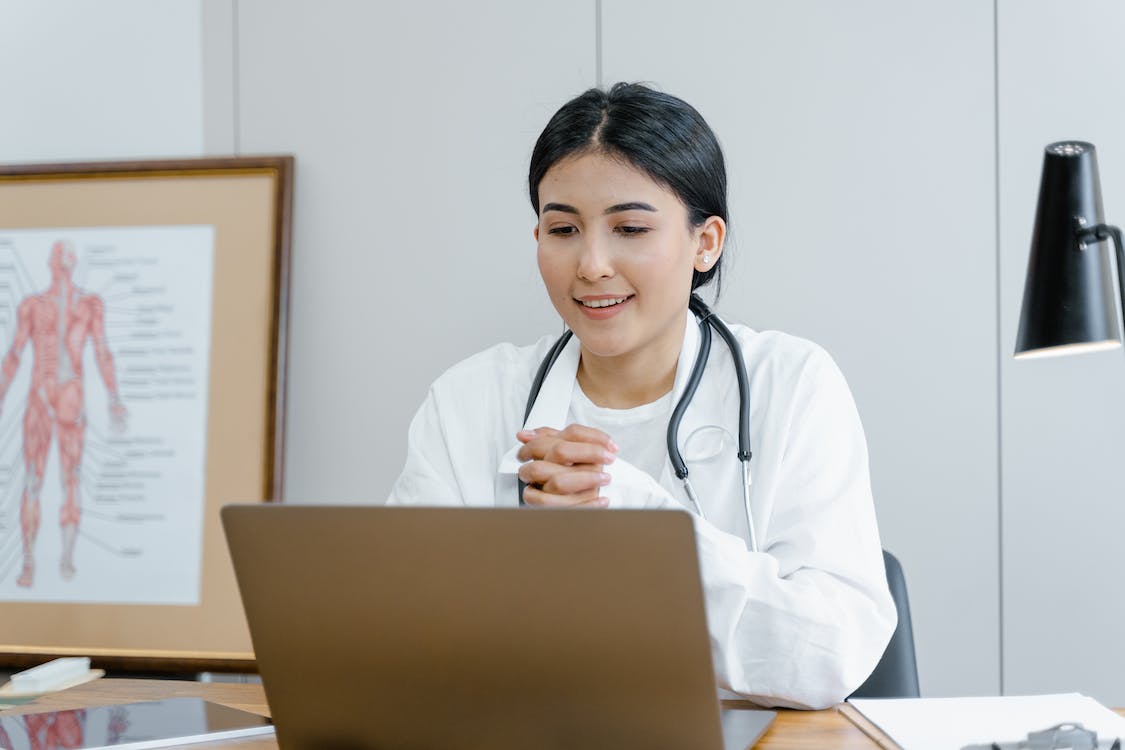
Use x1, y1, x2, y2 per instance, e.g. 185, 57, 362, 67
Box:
1016, 141, 1125, 359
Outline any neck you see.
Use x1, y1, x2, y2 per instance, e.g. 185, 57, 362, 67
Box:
576, 313, 687, 409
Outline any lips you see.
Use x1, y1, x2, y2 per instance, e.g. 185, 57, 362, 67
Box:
574, 294, 634, 320
578, 295, 631, 309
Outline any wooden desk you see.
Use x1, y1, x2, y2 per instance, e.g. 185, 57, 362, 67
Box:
0, 678, 877, 748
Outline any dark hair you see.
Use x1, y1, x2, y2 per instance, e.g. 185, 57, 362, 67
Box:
528, 82, 729, 292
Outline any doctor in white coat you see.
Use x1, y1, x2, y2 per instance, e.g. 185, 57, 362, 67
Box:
387, 83, 896, 710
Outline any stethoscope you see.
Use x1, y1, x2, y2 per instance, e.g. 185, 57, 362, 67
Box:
519, 293, 759, 552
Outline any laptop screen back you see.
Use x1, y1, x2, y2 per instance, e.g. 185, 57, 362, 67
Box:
222, 505, 726, 750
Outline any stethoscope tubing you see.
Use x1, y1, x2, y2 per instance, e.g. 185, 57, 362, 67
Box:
689, 295, 752, 463
668, 300, 712, 481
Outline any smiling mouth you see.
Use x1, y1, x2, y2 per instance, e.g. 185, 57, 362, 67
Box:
577, 295, 633, 309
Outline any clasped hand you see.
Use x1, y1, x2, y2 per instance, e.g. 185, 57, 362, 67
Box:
516, 424, 618, 508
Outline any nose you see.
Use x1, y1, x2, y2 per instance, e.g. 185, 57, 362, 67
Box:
576, 232, 614, 281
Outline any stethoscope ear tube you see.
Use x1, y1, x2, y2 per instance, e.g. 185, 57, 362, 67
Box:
694, 297, 752, 464
668, 304, 712, 480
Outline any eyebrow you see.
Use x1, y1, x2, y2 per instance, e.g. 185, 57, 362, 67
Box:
604, 202, 657, 214
541, 202, 578, 215
540, 201, 658, 215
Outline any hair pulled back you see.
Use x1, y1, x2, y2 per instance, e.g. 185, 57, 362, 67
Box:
528, 82, 729, 292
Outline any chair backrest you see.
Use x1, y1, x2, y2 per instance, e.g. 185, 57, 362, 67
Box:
849, 549, 920, 698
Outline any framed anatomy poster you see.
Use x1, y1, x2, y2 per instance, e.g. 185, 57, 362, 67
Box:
0, 157, 292, 672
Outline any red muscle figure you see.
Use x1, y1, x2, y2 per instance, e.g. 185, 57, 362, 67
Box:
22, 709, 86, 750
0, 241, 127, 587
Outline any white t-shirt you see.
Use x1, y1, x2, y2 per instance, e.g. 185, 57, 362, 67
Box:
567, 384, 673, 481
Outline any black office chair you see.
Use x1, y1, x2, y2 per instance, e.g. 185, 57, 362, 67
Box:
849, 549, 920, 698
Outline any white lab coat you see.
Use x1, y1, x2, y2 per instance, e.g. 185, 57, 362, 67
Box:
387, 313, 897, 709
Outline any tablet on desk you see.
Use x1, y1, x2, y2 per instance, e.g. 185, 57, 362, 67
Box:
0, 697, 273, 749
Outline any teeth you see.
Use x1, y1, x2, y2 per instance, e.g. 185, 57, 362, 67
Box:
582, 296, 629, 308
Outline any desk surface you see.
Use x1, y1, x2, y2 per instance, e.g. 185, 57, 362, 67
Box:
0, 678, 875, 749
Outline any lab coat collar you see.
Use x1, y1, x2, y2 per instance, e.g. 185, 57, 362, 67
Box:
521, 330, 581, 432
670, 310, 701, 406
496, 330, 583, 475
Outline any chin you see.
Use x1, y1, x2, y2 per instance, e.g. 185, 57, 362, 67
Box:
572, 331, 633, 359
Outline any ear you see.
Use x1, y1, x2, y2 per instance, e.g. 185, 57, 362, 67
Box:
533, 224, 540, 242
693, 216, 726, 273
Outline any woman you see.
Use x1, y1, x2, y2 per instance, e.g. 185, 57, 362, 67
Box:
387, 83, 896, 709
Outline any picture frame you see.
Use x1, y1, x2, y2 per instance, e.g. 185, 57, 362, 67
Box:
0, 156, 293, 673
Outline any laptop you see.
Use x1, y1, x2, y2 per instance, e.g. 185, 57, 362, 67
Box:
222, 505, 776, 749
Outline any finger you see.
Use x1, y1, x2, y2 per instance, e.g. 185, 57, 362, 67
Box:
517, 427, 553, 444
541, 439, 616, 467
519, 460, 607, 487
517, 436, 613, 466
557, 423, 619, 452
517, 424, 614, 453
519, 463, 609, 494
518, 426, 558, 441
516, 439, 539, 463
522, 485, 594, 506
542, 470, 611, 496
516, 427, 560, 460
522, 485, 608, 508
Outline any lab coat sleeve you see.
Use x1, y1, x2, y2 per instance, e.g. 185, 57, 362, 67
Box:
694, 347, 896, 709
385, 384, 465, 506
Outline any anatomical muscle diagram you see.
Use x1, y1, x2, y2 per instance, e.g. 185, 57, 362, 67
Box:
0, 227, 214, 605
0, 241, 127, 587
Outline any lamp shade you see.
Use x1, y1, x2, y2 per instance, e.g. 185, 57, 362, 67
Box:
1015, 141, 1121, 358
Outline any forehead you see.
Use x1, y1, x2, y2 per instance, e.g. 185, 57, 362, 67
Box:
538, 151, 679, 209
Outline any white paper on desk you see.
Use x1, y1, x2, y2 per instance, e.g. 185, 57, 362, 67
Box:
849, 693, 1125, 750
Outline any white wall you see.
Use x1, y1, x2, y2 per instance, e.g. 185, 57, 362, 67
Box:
0, 0, 203, 162
5, 0, 1125, 704
998, 0, 1125, 702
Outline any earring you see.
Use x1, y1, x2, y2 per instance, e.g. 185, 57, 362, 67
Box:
702, 254, 711, 266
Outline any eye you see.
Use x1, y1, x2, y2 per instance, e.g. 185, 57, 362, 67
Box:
615, 225, 650, 236
547, 225, 577, 237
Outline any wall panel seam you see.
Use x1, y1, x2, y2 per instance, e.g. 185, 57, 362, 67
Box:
232, 0, 241, 155
595, 0, 603, 87
993, 0, 1005, 697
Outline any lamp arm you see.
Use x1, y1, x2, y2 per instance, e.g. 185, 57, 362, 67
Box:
1079, 223, 1125, 329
